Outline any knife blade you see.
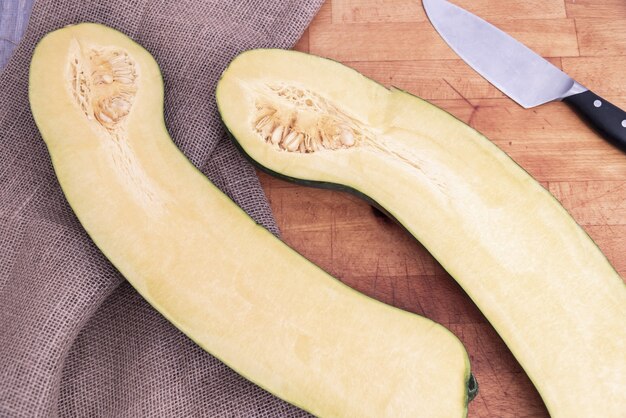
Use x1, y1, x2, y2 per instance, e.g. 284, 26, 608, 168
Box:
423, 0, 626, 152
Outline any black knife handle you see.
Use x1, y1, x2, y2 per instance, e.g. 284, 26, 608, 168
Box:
563, 90, 626, 153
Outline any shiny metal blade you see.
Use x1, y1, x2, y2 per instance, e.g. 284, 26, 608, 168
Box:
423, 0, 586, 108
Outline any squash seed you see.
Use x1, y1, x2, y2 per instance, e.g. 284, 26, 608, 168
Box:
270, 126, 284, 145
250, 83, 373, 153
97, 112, 114, 124
68, 42, 138, 132
340, 130, 355, 147
282, 131, 301, 152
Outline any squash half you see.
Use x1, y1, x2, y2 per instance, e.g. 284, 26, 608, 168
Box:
29, 24, 474, 417
216, 49, 626, 417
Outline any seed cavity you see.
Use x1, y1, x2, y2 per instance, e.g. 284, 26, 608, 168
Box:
247, 81, 454, 203
68, 40, 138, 134
66, 39, 165, 213
252, 84, 373, 153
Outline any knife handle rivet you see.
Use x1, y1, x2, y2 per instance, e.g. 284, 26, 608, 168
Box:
622, 120, 626, 128
594, 100, 602, 108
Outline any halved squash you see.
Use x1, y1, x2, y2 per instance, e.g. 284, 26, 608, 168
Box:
29, 24, 475, 417
216, 49, 626, 417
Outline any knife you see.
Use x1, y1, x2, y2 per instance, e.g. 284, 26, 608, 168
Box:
423, 0, 626, 152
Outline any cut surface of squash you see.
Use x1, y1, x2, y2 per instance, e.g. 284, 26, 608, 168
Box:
29, 24, 473, 418
216, 49, 626, 418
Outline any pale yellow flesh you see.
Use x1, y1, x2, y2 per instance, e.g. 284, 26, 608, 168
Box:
217, 49, 626, 417
29, 24, 471, 418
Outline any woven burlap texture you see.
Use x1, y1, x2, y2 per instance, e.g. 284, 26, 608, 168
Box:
0, 0, 324, 416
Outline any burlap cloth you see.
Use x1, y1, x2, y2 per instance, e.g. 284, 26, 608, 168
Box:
0, 1, 324, 416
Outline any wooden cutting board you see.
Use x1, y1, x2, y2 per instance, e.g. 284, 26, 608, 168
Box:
259, 1, 626, 416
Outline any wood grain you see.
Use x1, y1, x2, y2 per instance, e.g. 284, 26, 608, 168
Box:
565, 0, 626, 18
549, 181, 626, 225
575, 19, 626, 56
310, 19, 578, 61
261, 1, 626, 416
345, 58, 562, 100
332, 0, 566, 23
563, 57, 626, 95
